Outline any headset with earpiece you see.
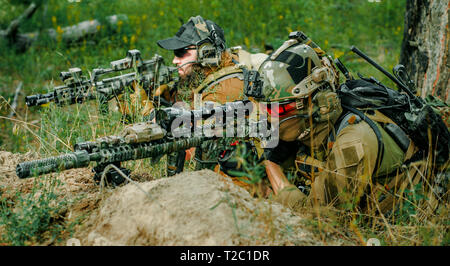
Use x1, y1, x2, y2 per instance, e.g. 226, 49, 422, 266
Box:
191, 16, 225, 67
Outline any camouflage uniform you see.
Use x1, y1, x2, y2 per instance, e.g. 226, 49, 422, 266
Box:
255, 33, 419, 213
267, 104, 410, 210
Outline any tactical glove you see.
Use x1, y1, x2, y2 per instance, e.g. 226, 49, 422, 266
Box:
273, 184, 307, 212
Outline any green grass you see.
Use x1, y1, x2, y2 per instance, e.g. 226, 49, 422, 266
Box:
0, 176, 76, 245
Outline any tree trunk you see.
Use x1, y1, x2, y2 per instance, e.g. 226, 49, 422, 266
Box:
400, 0, 449, 103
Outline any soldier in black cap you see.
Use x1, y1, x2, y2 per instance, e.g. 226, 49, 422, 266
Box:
156, 16, 267, 177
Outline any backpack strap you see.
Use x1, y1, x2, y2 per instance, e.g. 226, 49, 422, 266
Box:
366, 110, 411, 153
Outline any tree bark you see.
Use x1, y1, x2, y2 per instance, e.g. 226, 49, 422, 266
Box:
400, 0, 449, 103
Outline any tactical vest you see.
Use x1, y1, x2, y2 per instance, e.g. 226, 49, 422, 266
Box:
193, 65, 245, 109
193, 48, 268, 109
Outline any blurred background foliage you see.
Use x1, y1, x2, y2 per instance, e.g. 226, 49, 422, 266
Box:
0, 0, 406, 153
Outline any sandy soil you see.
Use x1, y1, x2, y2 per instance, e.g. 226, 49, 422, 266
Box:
0, 151, 346, 246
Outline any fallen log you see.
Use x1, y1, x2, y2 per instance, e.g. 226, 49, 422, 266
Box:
8, 82, 23, 118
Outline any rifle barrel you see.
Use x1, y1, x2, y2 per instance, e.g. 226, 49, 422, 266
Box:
16, 136, 207, 179
25, 92, 54, 106
16, 150, 91, 178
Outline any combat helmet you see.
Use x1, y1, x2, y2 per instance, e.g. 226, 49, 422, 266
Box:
250, 32, 341, 141
258, 31, 339, 104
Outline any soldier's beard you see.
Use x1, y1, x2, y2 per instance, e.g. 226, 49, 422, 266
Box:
177, 64, 207, 103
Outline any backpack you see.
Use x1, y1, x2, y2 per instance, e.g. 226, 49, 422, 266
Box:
337, 77, 450, 166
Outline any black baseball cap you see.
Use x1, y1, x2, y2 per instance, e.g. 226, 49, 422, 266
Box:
157, 16, 225, 50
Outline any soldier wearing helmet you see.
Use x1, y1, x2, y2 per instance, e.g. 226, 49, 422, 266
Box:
253, 32, 408, 212
156, 15, 268, 176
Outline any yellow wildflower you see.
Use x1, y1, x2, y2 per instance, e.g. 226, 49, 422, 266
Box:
334, 50, 345, 58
